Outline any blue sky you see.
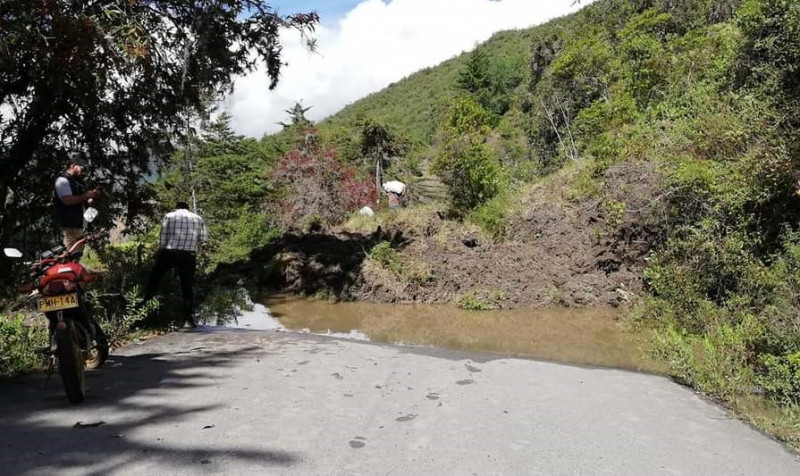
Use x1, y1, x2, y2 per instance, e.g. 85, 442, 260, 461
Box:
271, 0, 366, 25
231, 0, 595, 137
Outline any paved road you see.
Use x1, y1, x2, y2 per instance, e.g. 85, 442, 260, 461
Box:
1, 328, 798, 475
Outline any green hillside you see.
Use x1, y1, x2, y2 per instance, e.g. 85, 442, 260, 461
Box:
320, 28, 536, 145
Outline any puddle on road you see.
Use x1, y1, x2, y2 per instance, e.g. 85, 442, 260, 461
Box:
226, 303, 284, 331
223, 295, 660, 373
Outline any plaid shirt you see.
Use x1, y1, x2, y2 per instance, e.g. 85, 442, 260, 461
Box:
159, 209, 208, 252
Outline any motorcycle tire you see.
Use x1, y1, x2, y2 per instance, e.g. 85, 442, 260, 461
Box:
85, 321, 109, 370
56, 324, 86, 404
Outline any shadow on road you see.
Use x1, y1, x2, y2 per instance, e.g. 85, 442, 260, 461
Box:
0, 341, 299, 474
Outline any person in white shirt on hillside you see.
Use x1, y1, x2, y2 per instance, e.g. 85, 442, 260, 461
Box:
383, 180, 407, 210
144, 202, 208, 328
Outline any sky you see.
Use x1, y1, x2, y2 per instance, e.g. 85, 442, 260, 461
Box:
270, 0, 364, 24
228, 0, 594, 138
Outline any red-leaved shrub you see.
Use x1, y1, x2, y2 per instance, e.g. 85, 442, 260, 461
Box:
270, 129, 377, 229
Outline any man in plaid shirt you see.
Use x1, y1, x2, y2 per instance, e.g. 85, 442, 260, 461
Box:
144, 202, 208, 327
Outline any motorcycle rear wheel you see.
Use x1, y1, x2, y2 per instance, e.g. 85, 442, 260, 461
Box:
56, 324, 86, 404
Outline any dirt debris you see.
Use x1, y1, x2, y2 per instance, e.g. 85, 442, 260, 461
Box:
216, 162, 664, 309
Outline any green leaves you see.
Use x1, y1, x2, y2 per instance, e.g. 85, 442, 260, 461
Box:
550, 27, 616, 109
618, 9, 673, 107
457, 48, 523, 119
0, 315, 47, 378
0, 0, 318, 250
432, 97, 505, 213
369, 242, 402, 274
737, 0, 800, 97
156, 114, 278, 270
758, 352, 800, 407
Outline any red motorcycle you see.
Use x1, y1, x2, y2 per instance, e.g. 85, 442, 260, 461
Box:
4, 233, 109, 403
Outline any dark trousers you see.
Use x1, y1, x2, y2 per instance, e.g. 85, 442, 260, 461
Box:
144, 250, 196, 321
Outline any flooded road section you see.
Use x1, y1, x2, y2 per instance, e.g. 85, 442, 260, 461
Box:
229, 295, 659, 373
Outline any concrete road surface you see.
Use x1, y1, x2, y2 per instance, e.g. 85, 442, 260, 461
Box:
0, 328, 798, 475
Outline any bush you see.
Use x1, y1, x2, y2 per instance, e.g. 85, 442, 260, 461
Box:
651, 316, 760, 400
271, 129, 378, 229
470, 191, 512, 240
208, 209, 279, 268
458, 48, 524, 119
91, 241, 183, 330
758, 353, 800, 407
434, 139, 503, 213
433, 97, 505, 213
736, 0, 800, 99
0, 315, 47, 378
369, 242, 402, 274
92, 286, 158, 347
549, 26, 616, 110
573, 90, 640, 172
642, 230, 800, 408
618, 9, 672, 107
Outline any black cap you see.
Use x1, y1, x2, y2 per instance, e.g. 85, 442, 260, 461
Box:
67, 153, 88, 169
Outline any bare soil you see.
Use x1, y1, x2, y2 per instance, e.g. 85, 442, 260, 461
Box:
217, 162, 665, 309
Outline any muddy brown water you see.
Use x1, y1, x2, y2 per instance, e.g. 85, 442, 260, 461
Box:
238, 295, 661, 373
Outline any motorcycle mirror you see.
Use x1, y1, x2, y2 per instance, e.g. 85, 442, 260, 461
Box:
3, 248, 23, 259
84, 207, 99, 223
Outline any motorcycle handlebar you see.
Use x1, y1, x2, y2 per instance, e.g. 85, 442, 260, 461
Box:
65, 233, 102, 256
29, 233, 106, 272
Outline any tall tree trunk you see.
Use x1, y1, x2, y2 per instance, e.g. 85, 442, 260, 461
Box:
0, 178, 8, 246
0, 178, 14, 289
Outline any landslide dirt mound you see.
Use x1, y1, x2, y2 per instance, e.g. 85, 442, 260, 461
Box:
217, 161, 665, 309
358, 161, 665, 308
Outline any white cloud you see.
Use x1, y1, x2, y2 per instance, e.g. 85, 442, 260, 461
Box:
228, 0, 595, 137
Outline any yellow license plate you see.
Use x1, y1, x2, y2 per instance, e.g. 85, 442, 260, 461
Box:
38, 293, 79, 312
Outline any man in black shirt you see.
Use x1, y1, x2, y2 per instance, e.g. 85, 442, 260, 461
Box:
53, 156, 100, 251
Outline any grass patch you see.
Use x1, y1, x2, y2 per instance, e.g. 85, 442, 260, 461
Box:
570, 163, 603, 201
368, 242, 436, 286
402, 259, 436, 285
369, 242, 403, 274
469, 191, 513, 241
457, 290, 506, 311
340, 204, 442, 236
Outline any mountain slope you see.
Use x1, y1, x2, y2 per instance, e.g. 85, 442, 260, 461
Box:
319, 28, 537, 145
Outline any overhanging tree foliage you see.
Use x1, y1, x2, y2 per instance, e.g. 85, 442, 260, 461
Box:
0, 0, 318, 245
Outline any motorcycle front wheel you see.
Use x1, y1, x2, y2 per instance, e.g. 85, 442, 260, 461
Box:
56, 323, 86, 404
